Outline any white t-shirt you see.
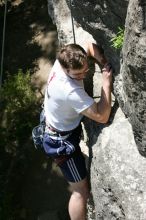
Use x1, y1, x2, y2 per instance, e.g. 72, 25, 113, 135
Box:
44, 59, 94, 131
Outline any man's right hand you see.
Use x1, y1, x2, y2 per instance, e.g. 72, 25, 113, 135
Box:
102, 63, 113, 88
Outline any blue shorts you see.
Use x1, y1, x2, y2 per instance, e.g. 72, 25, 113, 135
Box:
43, 124, 87, 183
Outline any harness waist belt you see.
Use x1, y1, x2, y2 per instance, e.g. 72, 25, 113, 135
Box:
46, 124, 72, 136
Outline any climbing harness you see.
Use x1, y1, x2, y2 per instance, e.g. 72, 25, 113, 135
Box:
32, 105, 75, 157
0, 0, 8, 88
69, 0, 76, 44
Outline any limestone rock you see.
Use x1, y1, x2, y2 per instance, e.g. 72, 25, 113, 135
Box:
89, 108, 146, 220
120, 0, 146, 155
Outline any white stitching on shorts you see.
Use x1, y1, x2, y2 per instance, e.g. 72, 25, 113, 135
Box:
67, 158, 81, 182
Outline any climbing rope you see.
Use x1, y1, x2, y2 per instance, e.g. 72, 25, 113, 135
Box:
0, 0, 8, 88
69, 0, 76, 44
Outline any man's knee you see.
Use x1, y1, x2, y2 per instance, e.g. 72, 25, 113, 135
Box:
69, 178, 90, 201
72, 189, 89, 202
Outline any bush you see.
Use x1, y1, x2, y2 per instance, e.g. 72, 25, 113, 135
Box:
0, 69, 40, 219
110, 27, 124, 49
0, 69, 40, 153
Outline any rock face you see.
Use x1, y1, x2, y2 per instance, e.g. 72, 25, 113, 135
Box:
86, 109, 146, 220
120, 0, 146, 156
47, 0, 146, 219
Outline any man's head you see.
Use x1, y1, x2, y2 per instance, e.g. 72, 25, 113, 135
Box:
57, 44, 89, 80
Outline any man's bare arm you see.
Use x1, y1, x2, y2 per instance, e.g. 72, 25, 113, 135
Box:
82, 43, 112, 123
81, 68, 112, 123
86, 42, 108, 66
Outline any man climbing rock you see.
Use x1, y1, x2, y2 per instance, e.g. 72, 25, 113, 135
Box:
43, 42, 112, 220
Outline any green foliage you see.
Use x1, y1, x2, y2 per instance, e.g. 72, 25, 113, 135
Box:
1, 69, 36, 111
110, 27, 124, 49
0, 69, 39, 153
0, 69, 39, 219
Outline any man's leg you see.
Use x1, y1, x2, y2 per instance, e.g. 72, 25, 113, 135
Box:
68, 177, 89, 220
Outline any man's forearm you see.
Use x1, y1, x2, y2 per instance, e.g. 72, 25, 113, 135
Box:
97, 85, 111, 123
87, 42, 113, 123
87, 43, 108, 66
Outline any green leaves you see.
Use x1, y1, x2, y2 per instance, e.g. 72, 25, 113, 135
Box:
0, 69, 38, 153
110, 27, 124, 50
0, 70, 39, 219
1, 69, 36, 112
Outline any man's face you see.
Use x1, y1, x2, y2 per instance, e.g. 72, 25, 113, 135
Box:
67, 62, 89, 80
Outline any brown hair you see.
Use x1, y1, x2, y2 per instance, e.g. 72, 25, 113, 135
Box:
57, 44, 87, 70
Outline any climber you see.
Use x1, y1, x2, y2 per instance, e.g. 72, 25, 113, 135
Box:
43, 42, 113, 220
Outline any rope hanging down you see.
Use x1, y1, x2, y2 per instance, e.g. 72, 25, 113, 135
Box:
0, 0, 8, 88
69, 0, 76, 44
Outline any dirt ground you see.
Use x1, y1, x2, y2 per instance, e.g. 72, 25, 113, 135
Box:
0, 0, 58, 92
0, 0, 71, 219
